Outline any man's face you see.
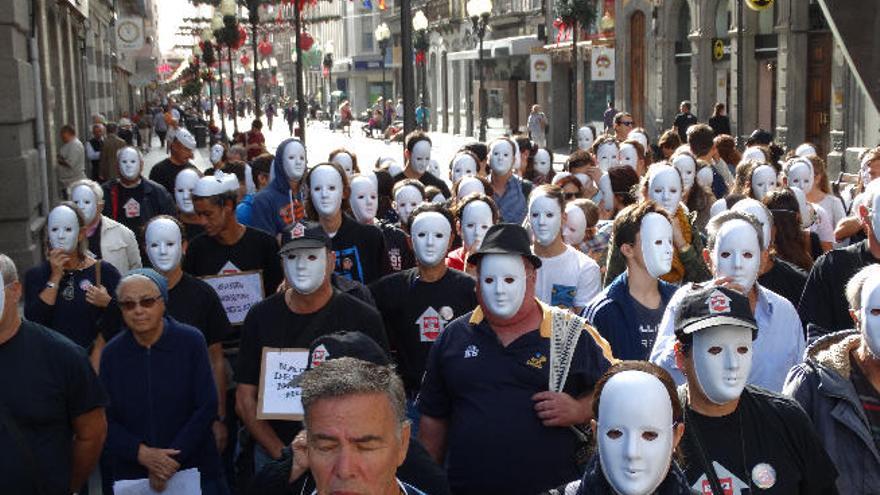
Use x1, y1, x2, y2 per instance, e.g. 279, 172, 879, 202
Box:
409, 140, 431, 175
614, 116, 633, 139
194, 198, 230, 237
71, 185, 99, 225
170, 140, 194, 163
118, 278, 165, 336
350, 177, 378, 224
118, 148, 142, 181
307, 393, 409, 495
859, 277, 880, 358
687, 325, 753, 405
60, 130, 73, 143
92, 126, 104, 138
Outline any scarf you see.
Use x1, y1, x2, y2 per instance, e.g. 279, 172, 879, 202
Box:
660, 207, 691, 284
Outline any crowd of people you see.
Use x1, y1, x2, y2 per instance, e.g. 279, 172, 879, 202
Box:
8, 96, 880, 495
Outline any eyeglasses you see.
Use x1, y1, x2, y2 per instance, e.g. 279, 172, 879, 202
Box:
619, 121, 634, 127
118, 295, 162, 311
564, 192, 579, 200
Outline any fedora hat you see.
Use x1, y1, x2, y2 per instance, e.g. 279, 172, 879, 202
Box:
467, 223, 542, 269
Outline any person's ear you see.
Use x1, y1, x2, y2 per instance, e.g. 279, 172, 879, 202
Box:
672, 422, 686, 450
590, 418, 598, 438
702, 248, 712, 268
398, 422, 411, 467
851, 308, 860, 328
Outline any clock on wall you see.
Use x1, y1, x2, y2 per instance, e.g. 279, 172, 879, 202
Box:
117, 19, 140, 44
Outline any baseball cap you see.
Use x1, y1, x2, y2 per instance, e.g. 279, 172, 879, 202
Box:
279, 220, 332, 254
674, 285, 758, 341
193, 173, 237, 197
307, 331, 391, 370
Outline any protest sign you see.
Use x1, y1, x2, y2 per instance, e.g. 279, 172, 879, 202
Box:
201, 270, 264, 325
257, 348, 309, 420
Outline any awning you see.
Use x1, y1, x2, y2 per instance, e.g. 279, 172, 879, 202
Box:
447, 34, 541, 61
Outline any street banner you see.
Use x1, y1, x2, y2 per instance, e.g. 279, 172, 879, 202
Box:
530, 54, 552, 83
257, 348, 310, 420
591, 47, 615, 81
116, 16, 144, 52
201, 270, 265, 325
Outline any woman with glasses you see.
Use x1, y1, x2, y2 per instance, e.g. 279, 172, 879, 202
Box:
24, 202, 121, 369
100, 269, 227, 494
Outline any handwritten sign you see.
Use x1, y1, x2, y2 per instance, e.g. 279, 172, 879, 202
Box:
257, 348, 309, 420
201, 270, 265, 325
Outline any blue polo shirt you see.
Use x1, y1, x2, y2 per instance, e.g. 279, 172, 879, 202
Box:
417, 300, 614, 495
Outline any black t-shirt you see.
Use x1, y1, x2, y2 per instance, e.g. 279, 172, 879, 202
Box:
369, 268, 477, 392
183, 226, 282, 297
181, 220, 206, 244
88, 219, 103, 257
114, 181, 147, 234
680, 386, 838, 495
379, 221, 415, 273
331, 215, 390, 285
167, 273, 232, 346
759, 258, 808, 316
148, 158, 197, 196
392, 171, 452, 199
630, 297, 664, 359
235, 290, 388, 442
0, 320, 107, 495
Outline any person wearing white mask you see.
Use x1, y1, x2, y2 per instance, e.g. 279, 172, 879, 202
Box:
144, 215, 232, 455
369, 204, 477, 429
350, 174, 415, 274
672, 150, 714, 233
785, 264, 880, 493
304, 162, 389, 284
235, 221, 388, 473
670, 285, 837, 495
801, 154, 846, 247
592, 136, 620, 172
328, 148, 358, 178
173, 167, 206, 242
785, 157, 834, 251
148, 127, 197, 196
418, 223, 614, 495
650, 211, 805, 393
24, 203, 122, 368
584, 202, 679, 361
528, 185, 601, 312
251, 138, 308, 238
392, 179, 426, 228
488, 137, 533, 224
453, 175, 488, 200
576, 125, 596, 152
524, 146, 555, 185
449, 151, 480, 184
617, 140, 645, 175
444, 194, 498, 273
100, 147, 176, 250
391, 132, 451, 199
206, 143, 228, 175
69, 179, 141, 274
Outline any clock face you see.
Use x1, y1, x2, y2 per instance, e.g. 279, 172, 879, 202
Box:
118, 20, 139, 43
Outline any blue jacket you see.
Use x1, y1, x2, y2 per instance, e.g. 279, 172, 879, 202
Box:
99, 316, 221, 482
582, 271, 677, 360
250, 137, 304, 236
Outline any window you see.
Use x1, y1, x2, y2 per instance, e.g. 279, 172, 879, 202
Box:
361, 16, 374, 51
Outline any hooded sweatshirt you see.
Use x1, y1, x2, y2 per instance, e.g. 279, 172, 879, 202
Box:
250, 138, 305, 237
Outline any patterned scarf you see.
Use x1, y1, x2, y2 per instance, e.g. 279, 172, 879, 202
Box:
660, 206, 691, 284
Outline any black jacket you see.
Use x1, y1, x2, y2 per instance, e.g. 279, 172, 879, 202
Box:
540, 454, 692, 495
101, 177, 176, 226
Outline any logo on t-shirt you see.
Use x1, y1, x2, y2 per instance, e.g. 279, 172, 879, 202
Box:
388, 248, 402, 272
416, 306, 448, 342
219, 261, 242, 275
693, 462, 748, 495
123, 198, 140, 218
550, 284, 577, 308
464, 345, 479, 359
334, 247, 365, 283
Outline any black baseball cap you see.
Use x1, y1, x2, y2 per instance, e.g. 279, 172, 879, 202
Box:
674, 285, 758, 341
279, 220, 332, 254
467, 223, 542, 269
307, 331, 391, 370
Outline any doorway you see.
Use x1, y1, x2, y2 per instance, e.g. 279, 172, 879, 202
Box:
806, 32, 832, 153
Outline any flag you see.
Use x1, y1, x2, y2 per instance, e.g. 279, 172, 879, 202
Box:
363, 0, 372, 8
379, 0, 386, 10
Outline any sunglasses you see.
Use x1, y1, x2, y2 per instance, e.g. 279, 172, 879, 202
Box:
619, 121, 634, 127
118, 295, 162, 311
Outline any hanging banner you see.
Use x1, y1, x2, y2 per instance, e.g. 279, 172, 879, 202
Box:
591, 46, 615, 81
530, 54, 552, 82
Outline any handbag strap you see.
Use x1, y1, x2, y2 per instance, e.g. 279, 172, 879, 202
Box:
95, 259, 102, 288
0, 404, 48, 495
679, 388, 725, 495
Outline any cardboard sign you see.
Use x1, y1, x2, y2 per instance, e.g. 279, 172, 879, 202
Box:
591, 47, 615, 81
530, 54, 552, 82
201, 270, 265, 325
257, 348, 309, 420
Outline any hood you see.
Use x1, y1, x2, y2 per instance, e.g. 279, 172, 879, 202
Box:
805, 329, 861, 379
269, 137, 301, 193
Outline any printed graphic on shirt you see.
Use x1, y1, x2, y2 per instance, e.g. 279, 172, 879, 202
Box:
279, 199, 304, 226
220, 261, 242, 275
550, 284, 577, 308
335, 246, 365, 283
123, 198, 140, 218
692, 462, 748, 495
388, 248, 402, 272
526, 352, 547, 369
415, 306, 454, 342
79, 279, 93, 291
640, 323, 658, 352
464, 345, 479, 359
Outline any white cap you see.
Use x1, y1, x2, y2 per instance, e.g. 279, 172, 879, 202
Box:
175, 128, 197, 151
795, 143, 817, 157
551, 171, 572, 185
193, 173, 238, 197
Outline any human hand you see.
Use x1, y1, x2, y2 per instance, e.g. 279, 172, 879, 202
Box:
712, 276, 747, 295
149, 473, 167, 492
47, 249, 70, 281
289, 430, 310, 483
85, 284, 111, 308
213, 420, 228, 453
532, 391, 588, 427
584, 165, 603, 184
137, 445, 181, 482
670, 217, 687, 250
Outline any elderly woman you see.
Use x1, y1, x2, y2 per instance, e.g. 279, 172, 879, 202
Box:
100, 269, 226, 494
24, 202, 121, 367
69, 178, 141, 274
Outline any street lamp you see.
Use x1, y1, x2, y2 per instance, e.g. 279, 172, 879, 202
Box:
374, 22, 391, 113
247, 0, 267, 118
323, 41, 335, 122
413, 11, 429, 130
468, 0, 492, 142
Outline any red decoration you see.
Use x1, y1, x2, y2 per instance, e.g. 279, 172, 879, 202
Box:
240, 54, 250, 65
553, 18, 571, 43
258, 38, 273, 57
299, 32, 314, 51
231, 25, 248, 50
415, 50, 426, 65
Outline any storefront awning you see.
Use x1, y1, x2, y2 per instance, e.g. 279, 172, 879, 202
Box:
448, 35, 541, 61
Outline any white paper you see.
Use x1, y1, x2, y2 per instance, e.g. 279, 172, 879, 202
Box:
113, 468, 201, 495
201, 271, 265, 325
257, 348, 310, 420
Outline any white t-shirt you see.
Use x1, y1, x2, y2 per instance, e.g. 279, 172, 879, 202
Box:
535, 244, 601, 310
809, 201, 834, 243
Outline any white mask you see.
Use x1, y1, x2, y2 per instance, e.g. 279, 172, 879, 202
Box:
410, 140, 432, 174
461, 201, 494, 250
386, 159, 403, 177
534, 149, 552, 176
174, 168, 200, 214
0, 272, 5, 316
710, 219, 761, 291
596, 142, 619, 172
309, 165, 344, 218
742, 147, 766, 163
349, 176, 377, 224
331, 152, 354, 178
47, 206, 79, 252
145, 218, 183, 273
731, 198, 771, 250
750, 165, 777, 200
618, 143, 640, 171
118, 147, 141, 180
640, 212, 674, 279
871, 192, 880, 244
489, 140, 514, 176
786, 159, 815, 195
648, 167, 683, 215
427, 159, 441, 178
629, 131, 649, 152
795, 143, 816, 157
411, 212, 451, 267
479, 254, 527, 319
672, 155, 696, 192
283, 141, 307, 181
457, 176, 485, 199
696, 166, 714, 189
283, 247, 327, 295
598, 370, 675, 495
394, 185, 423, 224
598, 173, 614, 211
71, 185, 99, 224
451, 154, 478, 183
210, 144, 225, 165
529, 194, 563, 247
692, 325, 753, 405
574, 173, 591, 190
791, 186, 813, 229
859, 277, 880, 358
577, 126, 595, 151
563, 204, 587, 246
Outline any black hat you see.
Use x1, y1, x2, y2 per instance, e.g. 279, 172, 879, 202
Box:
674, 285, 758, 340
279, 220, 332, 254
306, 331, 391, 370
467, 223, 542, 269
747, 129, 773, 146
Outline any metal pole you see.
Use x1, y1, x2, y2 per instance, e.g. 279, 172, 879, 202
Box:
329, 63, 334, 122
401, 0, 416, 135
381, 45, 387, 107
293, 5, 307, 144
229, 45, 239, 135
217, 45, 227, 139
569, 23, 578, 153
478, 22, 487, 142
736, 0, 744, 149
252, 21, 261, 118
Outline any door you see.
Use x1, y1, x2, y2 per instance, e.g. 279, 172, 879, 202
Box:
806, 32, 832, 154
630, 11, 646, 126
